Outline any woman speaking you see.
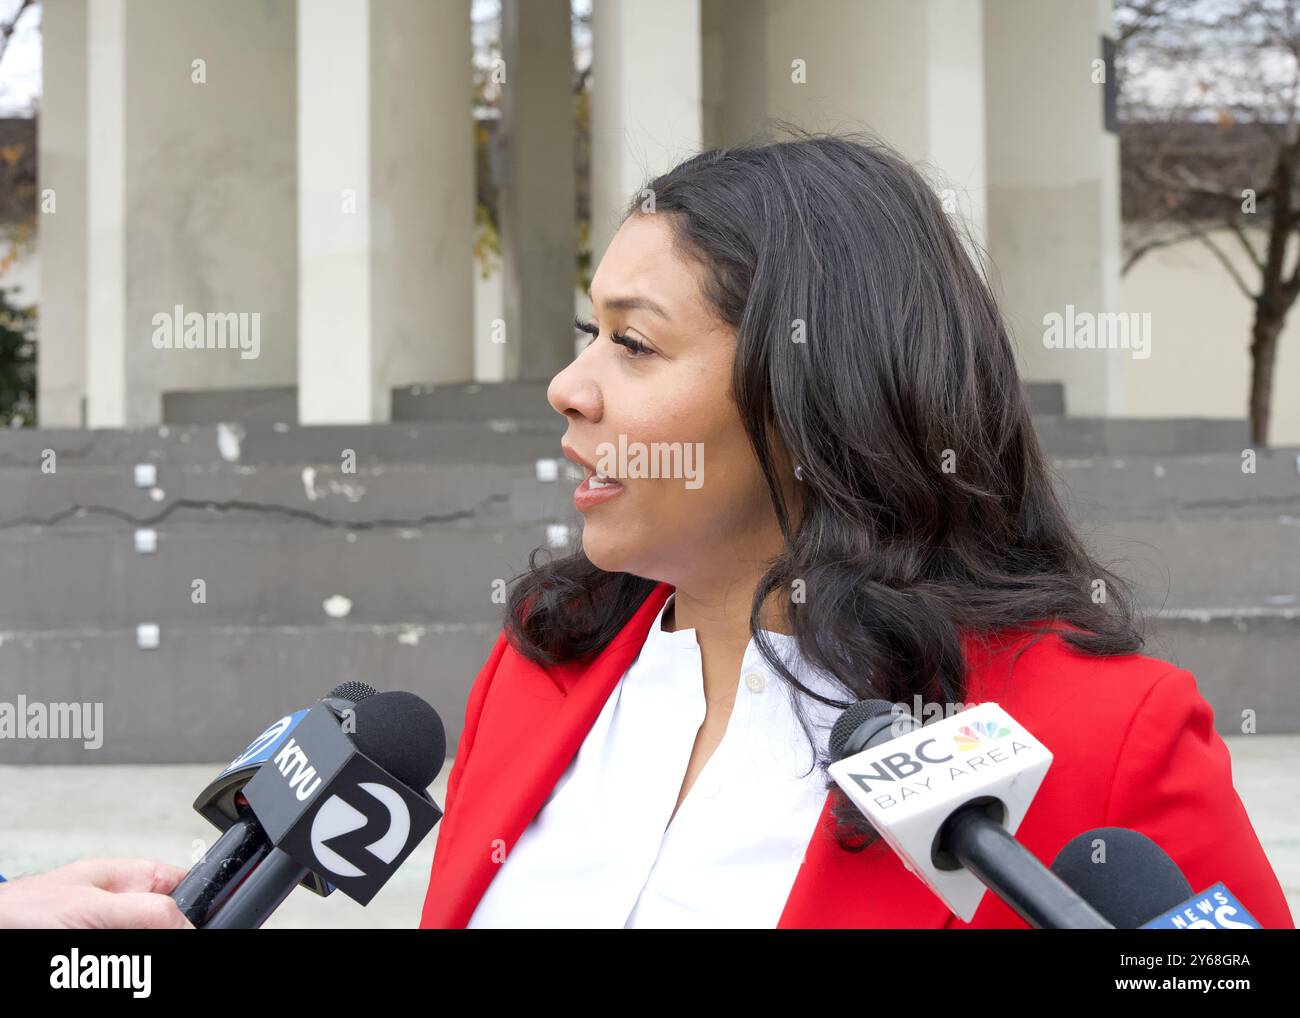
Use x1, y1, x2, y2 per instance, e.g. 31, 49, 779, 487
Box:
420, 133, 1293, 929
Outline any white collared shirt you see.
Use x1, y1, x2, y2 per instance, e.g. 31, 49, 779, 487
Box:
466, 593, 848, 928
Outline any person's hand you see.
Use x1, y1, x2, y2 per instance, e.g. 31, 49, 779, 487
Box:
0, 858, 194, 929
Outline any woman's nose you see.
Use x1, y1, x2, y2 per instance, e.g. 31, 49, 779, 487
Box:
547, 363, 600, 421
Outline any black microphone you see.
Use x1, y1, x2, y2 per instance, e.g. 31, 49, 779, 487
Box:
1050, 827, 1193, 928
202, 690, 446, 929
168, 809, 272, 927
829, 698, 1114, 929
170, 682, 378, 926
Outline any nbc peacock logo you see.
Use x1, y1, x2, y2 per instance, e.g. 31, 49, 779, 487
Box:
953, 719, 1012, 751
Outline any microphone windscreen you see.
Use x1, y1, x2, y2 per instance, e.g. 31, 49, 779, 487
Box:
328, 680, 379, 705
1050, 827, 1192, 928
351, 690, 447, 791
830, 698, 897, 761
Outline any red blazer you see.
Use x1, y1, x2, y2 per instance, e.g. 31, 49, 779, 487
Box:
420, 581, 1294, 929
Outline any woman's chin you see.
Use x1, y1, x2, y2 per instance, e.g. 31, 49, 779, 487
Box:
580, 529, 640, 575
580, 535, 619, 573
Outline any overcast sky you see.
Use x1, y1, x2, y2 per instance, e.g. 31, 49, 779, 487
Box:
0, 0, 587, 119
0, 0, 40, 117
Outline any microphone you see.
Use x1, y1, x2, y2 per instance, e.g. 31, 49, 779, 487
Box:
1141, 885, 1262, 929
1051, 828, 1261, 929
192, 681, 379, 830
170, 682, 378, 926
202, 690, 446, 928
827, 698, 1112, 928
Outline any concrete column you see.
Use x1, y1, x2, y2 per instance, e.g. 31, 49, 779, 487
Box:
85, 0, 125, 428
984, 0, 1120, 415
126, 0, 298, 426
926, 0, 988, 247
590, 0, 703, 265
298, 0, 371, 424
371, 0, 475, 414
299, 0, 473, 424
59, 0, 298, 428
38, 0, 89, 427
497, 0, 576, 381
701, 0, 987, 247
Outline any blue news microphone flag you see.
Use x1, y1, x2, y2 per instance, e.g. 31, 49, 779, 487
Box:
1141, 883, 1262, 929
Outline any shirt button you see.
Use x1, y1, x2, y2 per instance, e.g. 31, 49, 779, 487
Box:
744, 671, 766, 693
700, 780, 721, 798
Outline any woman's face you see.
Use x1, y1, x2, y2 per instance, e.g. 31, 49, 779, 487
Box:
547, 212, 796, 590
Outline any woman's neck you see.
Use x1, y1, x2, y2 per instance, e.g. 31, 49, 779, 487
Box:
664, 585, 794, 640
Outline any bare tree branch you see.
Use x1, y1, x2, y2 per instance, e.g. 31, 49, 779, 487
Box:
1171, 209, 1260, 299
0, 0, 34, 72
1122, 226, 1229, 274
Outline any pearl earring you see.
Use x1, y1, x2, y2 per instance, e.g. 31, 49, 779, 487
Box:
794, 464, 804, 481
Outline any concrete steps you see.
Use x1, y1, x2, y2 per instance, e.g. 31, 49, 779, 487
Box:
0, 622, 499, 764
0, 418, 564, 469
1140, 614, 1300, 734
0, 410, 1295, 761
0, 520, 557, 628
0, 459, 574, 525
0, 418, 583, 762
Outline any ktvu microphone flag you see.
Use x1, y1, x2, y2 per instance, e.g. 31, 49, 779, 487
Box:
242, 704, 441, 905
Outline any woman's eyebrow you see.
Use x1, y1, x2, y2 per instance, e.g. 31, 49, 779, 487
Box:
587, 289, 672, 321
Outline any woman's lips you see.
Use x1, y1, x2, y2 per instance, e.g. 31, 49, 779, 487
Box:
573, 471, 625, 511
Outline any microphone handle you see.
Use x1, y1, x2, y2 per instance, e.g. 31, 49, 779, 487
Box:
170, 812, 273, 927
941, 804, 1114, 929
202, 847, 310, 929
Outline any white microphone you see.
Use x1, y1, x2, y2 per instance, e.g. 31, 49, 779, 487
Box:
828, 699, 1108, 927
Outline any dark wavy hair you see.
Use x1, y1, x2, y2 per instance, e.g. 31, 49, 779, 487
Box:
503, 128, 1144, 852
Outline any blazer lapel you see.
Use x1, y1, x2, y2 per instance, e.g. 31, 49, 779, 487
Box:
429, 581, 674, 928
777, 795, 955, 928
776, 633, 1015, 928
432, 578, 953, 929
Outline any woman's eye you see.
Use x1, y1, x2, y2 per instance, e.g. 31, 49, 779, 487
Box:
610, 330, 652, 358
573, 316, 651, 358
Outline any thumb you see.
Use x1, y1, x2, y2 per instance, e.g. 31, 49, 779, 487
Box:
91, 890, 194, 930
63, 858, 189, 895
